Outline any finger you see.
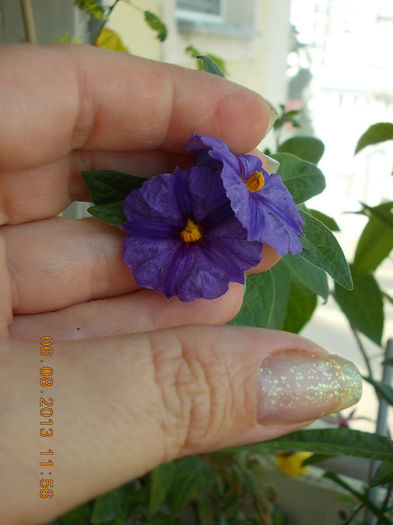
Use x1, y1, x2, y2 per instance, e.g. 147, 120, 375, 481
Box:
0, 327, 362, 523
4, 217, 278, 315
10, 285, 244, 340
0, 44, 270, 171
0, 150, 193, 225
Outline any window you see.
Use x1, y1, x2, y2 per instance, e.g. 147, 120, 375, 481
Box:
176, 0, 224, 24
175, 0, 258, 37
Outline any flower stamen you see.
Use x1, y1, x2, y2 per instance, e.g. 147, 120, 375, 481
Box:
180, 218, 202, 243
246, 171, 265, 192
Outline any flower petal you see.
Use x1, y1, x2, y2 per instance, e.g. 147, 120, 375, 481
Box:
122, 164, 263, 301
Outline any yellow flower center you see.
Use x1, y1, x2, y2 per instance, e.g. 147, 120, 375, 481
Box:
180, 219, 202, 243
245, 171, 265, 192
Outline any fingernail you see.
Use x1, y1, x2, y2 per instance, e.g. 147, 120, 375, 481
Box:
257, 350, 362, 425
266, 100, 279, 133
263, 154, 280, 174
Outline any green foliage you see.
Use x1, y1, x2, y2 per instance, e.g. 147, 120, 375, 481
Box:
352, 201, 393, 275
281, 254, 329, 300
299, 211, 353, 290
87, 201, 125, 226
272, 152, 326, 203
278, 136, 325, 164
95, 28, 129, 53
58, 503, 91, 524
355, 122, 393, 154
144, 10, 167, 42
273, 104, 302, 130
324, 472, 392, 525
232, 259, 320, 333
196, 55, 226, 77
307, 209, 340, 231
363, 376, 393, 406
82, 170, 148, 225
82, 170, 148, 205
74, 0, 105, 19
282, 279, 317, 333
370, 461, 393, 487
334, 270, 384, 345
91, 486, 127, 523
148, 462, 176, 517
185, 45, 227, 75
261, 428, 393, 462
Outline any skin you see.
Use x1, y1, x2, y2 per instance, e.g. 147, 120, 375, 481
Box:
0, 44, 326, 524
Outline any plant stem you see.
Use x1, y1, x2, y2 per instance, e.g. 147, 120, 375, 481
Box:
94, 0, 122, 42
342, 503, 364, 525
350, 325, 374, 380
21, 0, 37, 43
381, 484, 393, 516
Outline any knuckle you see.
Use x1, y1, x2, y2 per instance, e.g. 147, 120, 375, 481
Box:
148, 329, 236, 456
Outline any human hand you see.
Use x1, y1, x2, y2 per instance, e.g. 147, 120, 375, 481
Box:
0, 44, 362, 524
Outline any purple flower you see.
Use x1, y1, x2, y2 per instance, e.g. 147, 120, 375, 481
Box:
187, 134, 304, 255
122, 166, 263, 302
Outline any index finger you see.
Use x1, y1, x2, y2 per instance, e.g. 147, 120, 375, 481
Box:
0, 44, 272, 172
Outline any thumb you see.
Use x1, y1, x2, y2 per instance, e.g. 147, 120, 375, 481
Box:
0, 326, 362, 524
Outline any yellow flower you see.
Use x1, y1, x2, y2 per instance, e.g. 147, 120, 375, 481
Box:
276, 451, 313, 477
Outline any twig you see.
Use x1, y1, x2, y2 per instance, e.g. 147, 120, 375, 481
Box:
342, 503, 365, 525
350, 325, 374, 380
94, 0, 122, 42
20, 0, 36, 43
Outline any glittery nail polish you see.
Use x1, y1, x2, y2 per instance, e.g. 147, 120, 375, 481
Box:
257, 350, 362, 425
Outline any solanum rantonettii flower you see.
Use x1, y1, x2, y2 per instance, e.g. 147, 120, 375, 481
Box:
187, 134, 305, 255
122, 166, 263, 302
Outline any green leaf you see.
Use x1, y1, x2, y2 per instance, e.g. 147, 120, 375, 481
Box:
273, 107, 301, 131
282, 280, 317, 333
355, 122, 393, 154
353, 202, 393, 274
299, 211, 353, 290
74, 0, 105, 19
230, 271, 274, 327
167, 457, 215, 516
148, 462, 176, 518
278, 136, 325, 164
301, 453, 336, 467
324, 472, 391, 525
144, 11, 167, 41
307, 209, 340, 231
87, 201, 126, 226
334, 271, 384, 345
95, 28, 129, 53
196, 55, 225, 77
91, 486, 126, 524
363, 376, 393, 406
271, 152, 326, 204
362, 201, 393, 228
282, 254, 329, 300
82, 170, 148, 205
58, 503, 91, 524
261, 428, 393, 462
231, 261, 291, 330
370, 461, 393, 487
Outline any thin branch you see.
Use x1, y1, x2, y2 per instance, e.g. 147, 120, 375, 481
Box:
94, 0, 122, 42
350, 325, 374, 380
342, 503, 365, 525
21, 0, 36, 43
